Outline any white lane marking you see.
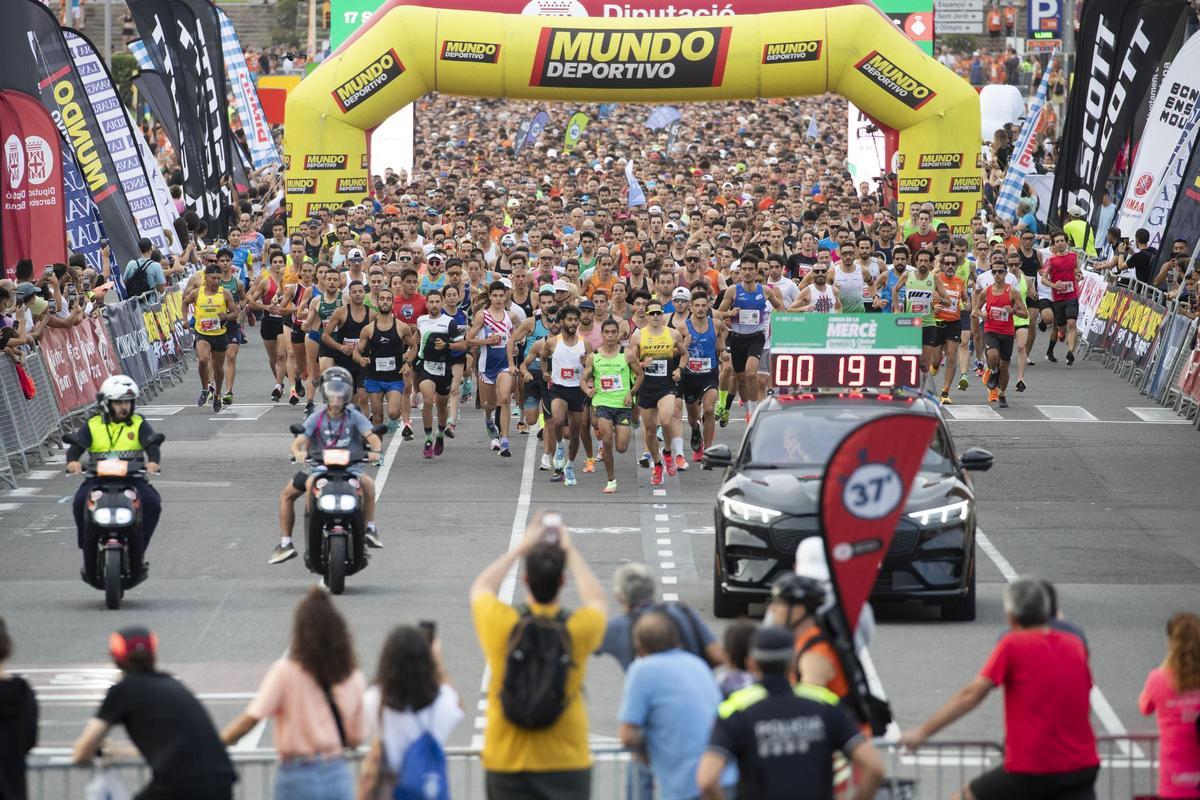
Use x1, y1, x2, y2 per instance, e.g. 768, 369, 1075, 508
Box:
7, 488, 40, 497
658, 550, 673, 557
662, 593, 679, 601
653, 489, 666, 496
975, 526, 1136, 754
0, 503, 18, 512
472, 434, 538, 751
661, 576, 678, 585
238, 430, 406, 752
1035, 405, 1097, 421
941, 405, 1003, 420
949, 417, 1189, 425
654, 514, 669, 521
657, 538, 671, 545
655, 527, 670, 533
25, 470, 59, 480
137, 405, 185, 415
1128, 406, 1187, 423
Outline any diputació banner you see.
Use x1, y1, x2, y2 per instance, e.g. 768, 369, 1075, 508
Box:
39, 314, 120, 415
284, 5, 979, 233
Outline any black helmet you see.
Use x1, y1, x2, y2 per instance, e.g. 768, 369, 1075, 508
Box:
320, 366, 354, 406
769, 573, 826, 614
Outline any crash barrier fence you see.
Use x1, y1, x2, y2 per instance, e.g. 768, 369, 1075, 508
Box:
1075, 268, 1200, 431
0, 286, 195, 489
25, 735, 1161, 800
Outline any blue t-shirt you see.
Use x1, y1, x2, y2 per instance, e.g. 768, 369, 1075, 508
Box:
618, 649, 736, 800
303, 405, 372, 462
597, 602, 715, 671
1019, 213, 1040, 235
122, 258, 166, 299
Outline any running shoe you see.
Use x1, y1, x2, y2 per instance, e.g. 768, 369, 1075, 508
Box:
1057, 329, 1066, 342
222, 392, 233, 406
638, 452, 651, 468
675, 454, 689, 472
387, 420, 399, 435
433, 437, 445, 456
511, 407, 521, 419
650, 463, 664, 485
485, 417, 500, 441
957, 374, 969, 391
212, 392, 223, 413
499, 438, 511, 457
940, 391, 953, 405
197, 386, 209, 407
693, 449, 704, 463
1015, 379, 1027, 393
295, 380, 306, 398
982, 368, 993, 387
717, 405, 730, 427
1066, 351, 1075, 366
1037, 320, 1048, 332
553, 442, 567, 469
998, 394, 1009, 409
517, 420, 529, 435
664, 455, 677, 477
690, 425, 702, 453
986, 371, 999, 391
304, 399, 315, 416
402, 423, 415, 441
288, 389, 300, 406
973, 364, 984, 377
551, 468, 564, 483
365, 527, 383, 549
988, 387, 1000, 403
564, 465, 577, 486
1026, 359, 1035, 366
268, 543, 297, 565
540, 453, 552, 471
443, 423, 455, 438
583, 458, 596, 473
423, 441, 434, 459
656, 426, 664, 443
490, 438, 501, 451
1046, 352, 1058, 363
930, 363, 939, 377
603, 480, 618, 494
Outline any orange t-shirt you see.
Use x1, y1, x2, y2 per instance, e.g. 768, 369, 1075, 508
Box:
794, 627, 850, 700
936, 274, 965, 322
585, 272, 619, 299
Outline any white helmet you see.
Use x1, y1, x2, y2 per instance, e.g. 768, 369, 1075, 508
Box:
98, 375, 139, 420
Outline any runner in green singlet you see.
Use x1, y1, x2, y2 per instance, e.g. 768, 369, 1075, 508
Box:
583, 318, 643, 494
893, 248, 949, 375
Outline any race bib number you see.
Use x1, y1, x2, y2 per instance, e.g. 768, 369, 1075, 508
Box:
559, 366, 579, 380
989, 306, 1011, 322
343, 338, 359, 347
199, 317, 218, 332
600, 375, 624, 391
374, 356, 397, 372
862, 285, 872, 299
424, 360, 446, 376
738, 309, 761, 326
645, 359, 668, 377
686, 357, 712, 372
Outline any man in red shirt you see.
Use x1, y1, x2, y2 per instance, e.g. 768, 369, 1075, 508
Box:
904, 210, 937, 254
1041, 231, 1083, 365
391, 268, 427, 440
899, 578, 1098, 799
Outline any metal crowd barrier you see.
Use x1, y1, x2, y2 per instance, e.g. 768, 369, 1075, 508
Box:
0, 347, 65, 487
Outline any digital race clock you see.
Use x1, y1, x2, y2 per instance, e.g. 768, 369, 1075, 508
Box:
770, 352, 923, 389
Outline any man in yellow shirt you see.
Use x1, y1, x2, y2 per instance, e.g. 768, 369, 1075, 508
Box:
470, 510, 607, 798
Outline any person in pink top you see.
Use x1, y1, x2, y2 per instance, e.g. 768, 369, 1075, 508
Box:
222, 587, 367, 800
1140, 612, 1200, 799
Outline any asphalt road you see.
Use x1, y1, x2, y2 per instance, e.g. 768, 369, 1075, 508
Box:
2, 330, 1197, 791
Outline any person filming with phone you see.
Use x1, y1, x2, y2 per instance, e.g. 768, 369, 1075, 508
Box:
470, 510, 608, 800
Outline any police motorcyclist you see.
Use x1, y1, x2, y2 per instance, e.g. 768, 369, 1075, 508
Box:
269, 366, 383, 565
66, 375, 162, 584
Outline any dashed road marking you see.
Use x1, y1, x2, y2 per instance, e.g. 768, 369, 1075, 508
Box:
1035, 405, 1097, 421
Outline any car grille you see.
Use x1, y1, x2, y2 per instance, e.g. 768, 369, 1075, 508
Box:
768, 516, 920, 557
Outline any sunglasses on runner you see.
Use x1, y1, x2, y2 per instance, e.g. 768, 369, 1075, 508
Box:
647, 310, 663, 316
685, 256, 700, 262
991, 268, 1005, 275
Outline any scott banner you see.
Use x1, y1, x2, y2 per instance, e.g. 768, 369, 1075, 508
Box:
0, 0, 142, 267
1051, 0, 1188, 229
64, 29, 175, 257
0, 90, 67, 278
1117, 29, 1200, 241
39, 314, 119, 415
285, 5, 979, 232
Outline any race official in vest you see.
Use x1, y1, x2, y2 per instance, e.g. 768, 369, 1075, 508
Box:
67, 375, 162, 582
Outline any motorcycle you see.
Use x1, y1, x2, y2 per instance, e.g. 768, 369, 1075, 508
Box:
290, 422, 385, 594
65, 433, 165, 610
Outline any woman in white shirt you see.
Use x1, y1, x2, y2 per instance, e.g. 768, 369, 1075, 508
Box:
358, 625, 464, 798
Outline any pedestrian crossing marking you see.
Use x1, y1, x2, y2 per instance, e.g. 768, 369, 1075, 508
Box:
0, 503, 17, 512
942, 405, 1003, 420
1035, 405, 1097, 421
137, 405, 185, 416
1128, 407, 1189, 423
25, 471, 58, 480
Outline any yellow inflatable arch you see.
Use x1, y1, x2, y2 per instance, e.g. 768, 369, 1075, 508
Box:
284, 4, 980, 231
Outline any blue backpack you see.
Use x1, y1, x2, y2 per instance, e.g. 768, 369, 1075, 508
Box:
394, 728, 449, 800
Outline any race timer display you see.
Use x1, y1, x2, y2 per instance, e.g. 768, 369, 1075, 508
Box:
771, 353, 923, 389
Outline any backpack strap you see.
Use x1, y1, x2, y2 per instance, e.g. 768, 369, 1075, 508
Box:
321, 683, 350, 750
795, 631, 831, 659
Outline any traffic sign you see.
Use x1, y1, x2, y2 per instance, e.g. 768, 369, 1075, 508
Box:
935, 20, 984, 32
1027, 0, 1061, 35
936, 10, 984, 21
933, 0, 983, 9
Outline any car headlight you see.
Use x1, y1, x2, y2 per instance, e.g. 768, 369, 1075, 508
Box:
720, 496, 782, 525
92, 507, 133, 525
907, 500, 969, 527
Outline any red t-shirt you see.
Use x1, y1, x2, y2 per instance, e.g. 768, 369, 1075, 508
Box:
392, 292, 427, 325
1139, 666, 1200, 798
1045, 253, 1079, 302
981, 629, 1098, 774
904, 230, 937, 255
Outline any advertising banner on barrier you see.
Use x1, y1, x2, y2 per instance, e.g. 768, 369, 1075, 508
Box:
39, 314, 119, 414
1177, 344, 1200, 402
1146, 312, 1193, 397
105, 299, 158, 388
1086, 286, 1123, 350
143, 287, 191, 364
0, 90, 68, 278
1075, 272, 1110, 344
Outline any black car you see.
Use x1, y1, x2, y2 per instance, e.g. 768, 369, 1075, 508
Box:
704, 391, 993, 621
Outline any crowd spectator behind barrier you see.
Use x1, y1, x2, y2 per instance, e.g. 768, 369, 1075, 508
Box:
0, 616, 37, 800
1139, 612, 1200, 799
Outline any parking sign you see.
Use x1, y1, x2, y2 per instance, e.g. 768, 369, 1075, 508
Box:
1027, 0, 1061, 34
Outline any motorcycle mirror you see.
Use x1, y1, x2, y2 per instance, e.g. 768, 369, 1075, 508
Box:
289, 423, 305, 435
371, 424, 388, 436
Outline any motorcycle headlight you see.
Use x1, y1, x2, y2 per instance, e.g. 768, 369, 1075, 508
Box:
317, 494, 339, 512
908, 500, 969, 527
719, 495, 782, 525
338, 495, 358, 511
92, 507, 133, 525
92, 507, 113, 525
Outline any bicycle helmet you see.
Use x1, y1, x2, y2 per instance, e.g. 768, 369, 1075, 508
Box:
320, 366, 354, 408
97, 375, 140, 422
769, 573, 827, 615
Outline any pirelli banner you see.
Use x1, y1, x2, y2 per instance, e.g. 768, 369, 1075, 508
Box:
284, 5, 979, 231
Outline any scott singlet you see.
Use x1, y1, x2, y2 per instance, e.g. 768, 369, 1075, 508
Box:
639, 326, 677, 386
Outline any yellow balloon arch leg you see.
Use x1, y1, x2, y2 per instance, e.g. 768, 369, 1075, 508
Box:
284, 5, 980, 231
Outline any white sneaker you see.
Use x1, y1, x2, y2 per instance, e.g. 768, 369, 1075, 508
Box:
490, 438, 501, 451
540, 453, 552, 471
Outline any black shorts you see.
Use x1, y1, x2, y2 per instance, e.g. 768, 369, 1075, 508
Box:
524, 372, 545, 404
984, 332, 1015, 362
290, 470, 309, 493
637, 382, 678, 410
417, 366, 453, 396
194, 330, 229, 353
260, 315, 284, 340
681, 370, 719, 405
933, 322, 961, 346
226, 321, 245, 346
728, 331, 766, 372
969, 765, 1098, 800
549, 384, 588, 413
921, 326, 939, 348
1037, 297, 1054, 312
593, 405, 632, 427
1052, 298, 1079, 326
290, 326, 306, 345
